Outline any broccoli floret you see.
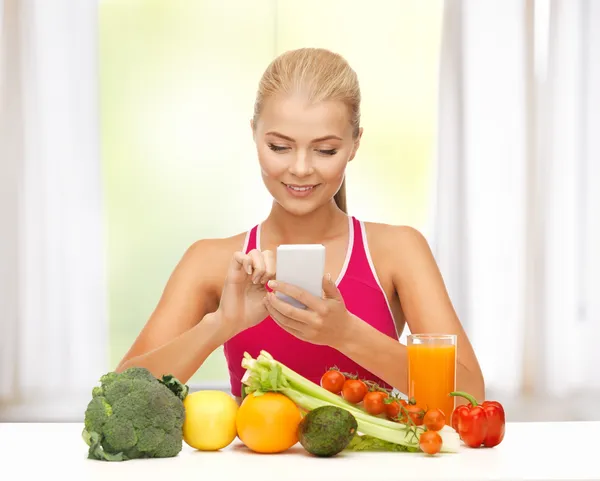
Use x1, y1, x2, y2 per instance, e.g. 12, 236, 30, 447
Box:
136, 427, 165, 452
84, 396, 112, 434
102, 416, 137, 452
152, 431, 184, 458
82, 367, 189, 462
99, 371, 120, 390
120, 367, 158, 383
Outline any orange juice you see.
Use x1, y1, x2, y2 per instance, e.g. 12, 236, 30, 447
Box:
407, 335, 456, 423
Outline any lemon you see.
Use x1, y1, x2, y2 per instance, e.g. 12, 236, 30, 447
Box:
183, 390, 239, 451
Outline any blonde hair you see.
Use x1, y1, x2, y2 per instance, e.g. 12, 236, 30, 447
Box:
253, 48, 361, 213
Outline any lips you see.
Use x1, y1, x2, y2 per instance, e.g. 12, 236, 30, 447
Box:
283, 183, 320, 197
286, 184, 315, 192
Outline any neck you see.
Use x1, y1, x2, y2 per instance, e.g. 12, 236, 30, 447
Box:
263, 200, 348, 245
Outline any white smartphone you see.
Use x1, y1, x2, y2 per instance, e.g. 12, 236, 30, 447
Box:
275, 244, 326, 309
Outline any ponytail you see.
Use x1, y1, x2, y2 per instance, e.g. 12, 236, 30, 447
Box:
334, 179, 348, 214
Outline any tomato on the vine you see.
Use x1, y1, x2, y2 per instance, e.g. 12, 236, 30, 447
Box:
320, 370, 346, 394
405, 404, 426, 426
384, 399, 401, 420
363, 391, 388, 415
341, 379, 368, 404
419, 430, 442, 455
423, 408, 446, 431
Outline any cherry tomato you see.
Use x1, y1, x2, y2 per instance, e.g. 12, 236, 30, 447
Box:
341, 379, 368, 404
363, 391, 388, 415
406, 404, 426, 426
384, 399, 401, 420
385, 398, 410, 422
423, 408, 446, 431
419, 430, 442, 455
320, 370, 346, 394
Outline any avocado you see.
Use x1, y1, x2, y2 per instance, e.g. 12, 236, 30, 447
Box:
298, 405, 358, 457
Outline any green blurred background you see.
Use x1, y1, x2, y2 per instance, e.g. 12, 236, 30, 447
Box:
98, 0, 443, 385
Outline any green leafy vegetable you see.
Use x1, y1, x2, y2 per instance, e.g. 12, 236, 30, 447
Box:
82, 367, 189, 461
346, 434, 419, 452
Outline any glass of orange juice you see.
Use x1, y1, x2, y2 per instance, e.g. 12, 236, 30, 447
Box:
407, 333, 457, 423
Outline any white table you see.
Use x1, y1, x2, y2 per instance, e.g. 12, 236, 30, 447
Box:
1, 422, 598, 480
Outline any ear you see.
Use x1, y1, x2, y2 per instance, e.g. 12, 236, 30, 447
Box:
250, 118, 257, 141
349, 127, 363, 162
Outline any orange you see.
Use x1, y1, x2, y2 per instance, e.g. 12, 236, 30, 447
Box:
236, 392, 302, 454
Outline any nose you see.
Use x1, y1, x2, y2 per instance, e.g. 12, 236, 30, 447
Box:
288, 149, 314, 177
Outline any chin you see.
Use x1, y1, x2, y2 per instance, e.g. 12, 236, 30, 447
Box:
275, 198, 320, 217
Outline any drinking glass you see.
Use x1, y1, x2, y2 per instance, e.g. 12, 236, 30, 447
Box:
407, 333, 457, 423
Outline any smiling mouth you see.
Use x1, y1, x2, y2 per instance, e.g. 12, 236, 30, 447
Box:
282, 183, 321, 197
284, 184, 318, 192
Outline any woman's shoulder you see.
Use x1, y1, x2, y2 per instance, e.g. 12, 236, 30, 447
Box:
177, 230, 251, 275
363, 220, 430, 248
361, 220, 434, 266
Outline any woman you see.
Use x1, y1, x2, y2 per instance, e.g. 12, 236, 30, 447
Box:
116, 47, 485, 404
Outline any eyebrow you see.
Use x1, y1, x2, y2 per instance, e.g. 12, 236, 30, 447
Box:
265, 131, 343, 143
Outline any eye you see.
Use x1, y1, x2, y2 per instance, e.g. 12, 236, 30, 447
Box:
317, 149, 338, 156
268, 143, 289, 152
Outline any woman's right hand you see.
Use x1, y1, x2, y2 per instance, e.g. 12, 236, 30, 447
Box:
217, 249, 276, 337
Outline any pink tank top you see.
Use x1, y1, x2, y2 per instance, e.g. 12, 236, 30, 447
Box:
223, 216, 399, 397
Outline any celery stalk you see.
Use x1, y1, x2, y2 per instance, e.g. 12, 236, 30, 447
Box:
240, 351, 461, 453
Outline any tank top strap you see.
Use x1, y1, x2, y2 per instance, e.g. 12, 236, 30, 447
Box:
243, 225, 259, 254
348, 216, 368, 268
343, 216, 379, 290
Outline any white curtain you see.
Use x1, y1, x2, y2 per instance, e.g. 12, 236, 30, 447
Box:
434, 0, 600, 399
0, 0, 107, 420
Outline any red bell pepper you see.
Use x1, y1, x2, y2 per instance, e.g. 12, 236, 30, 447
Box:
449, 391, 506, 448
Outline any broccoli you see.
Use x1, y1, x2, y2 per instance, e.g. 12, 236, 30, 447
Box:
82, 367, 189, 461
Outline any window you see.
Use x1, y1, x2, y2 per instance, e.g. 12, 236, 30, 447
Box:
99, 0, 444, 387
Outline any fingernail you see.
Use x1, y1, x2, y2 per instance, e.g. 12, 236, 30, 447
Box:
326, 273, 332, 282
246, 266, 252, 275
267, 280, 276, 289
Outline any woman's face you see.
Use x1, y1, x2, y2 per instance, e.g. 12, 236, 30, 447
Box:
253, 94, 361, 216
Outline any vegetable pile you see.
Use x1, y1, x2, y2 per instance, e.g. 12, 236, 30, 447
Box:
82, 353, 506, 461
241, 350, 461, 456
82, 367, 189, 461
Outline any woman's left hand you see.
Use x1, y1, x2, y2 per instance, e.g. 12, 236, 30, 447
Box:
263, 274, 355, 348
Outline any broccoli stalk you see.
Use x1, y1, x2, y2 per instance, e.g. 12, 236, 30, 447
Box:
82, 367, 189, 462
83, 431, 127, 461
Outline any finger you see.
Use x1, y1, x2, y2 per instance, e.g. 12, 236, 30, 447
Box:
232, 251, 253, 275
267, 280, 322, 311
260, 250, 276, 285
264, 298, 306, 335
273, 318, 305, 339
266, 292, 313, 323
248, 249, 265, 284
322, 273, 343, 300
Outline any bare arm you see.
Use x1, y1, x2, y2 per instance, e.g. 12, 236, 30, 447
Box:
115, 239, 230, 383
338, 226, 485, 402
337, 316, 410, 392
